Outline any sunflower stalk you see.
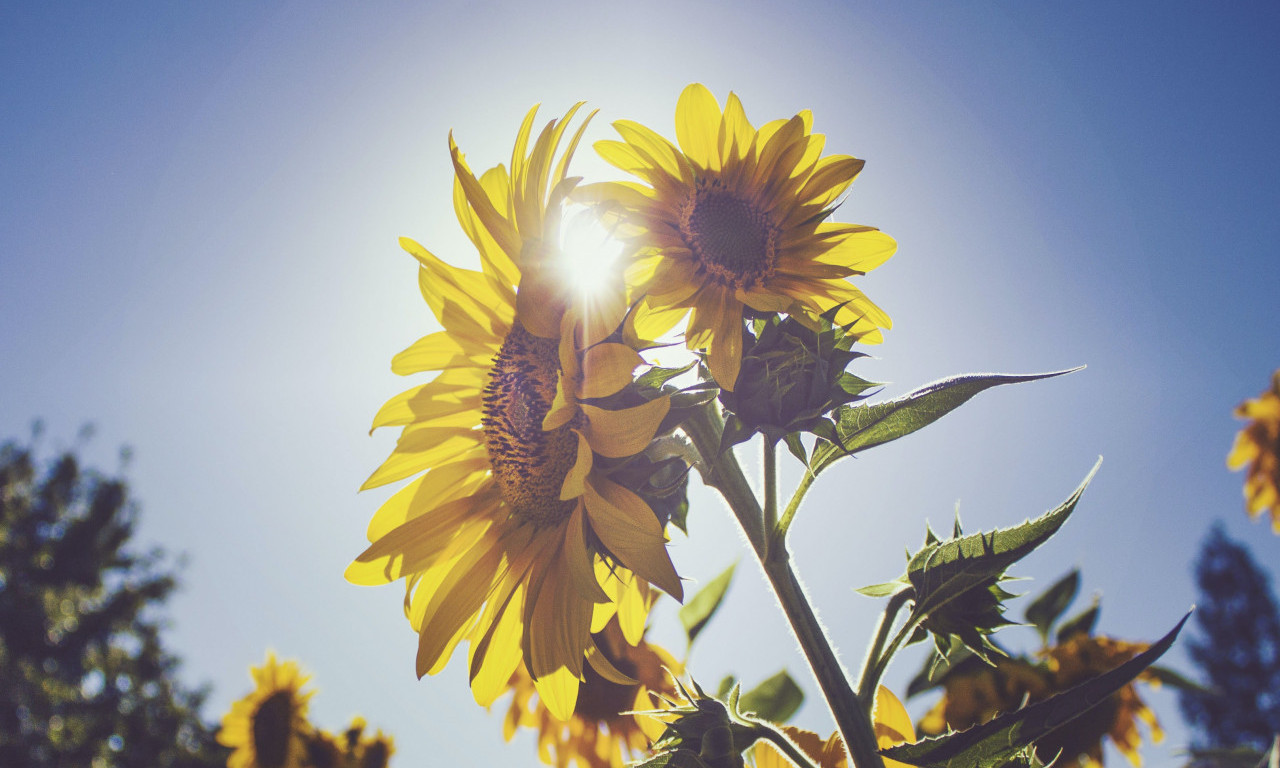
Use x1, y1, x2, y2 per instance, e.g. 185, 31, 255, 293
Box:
855, 587, 916, 710
684, 404, 886, 768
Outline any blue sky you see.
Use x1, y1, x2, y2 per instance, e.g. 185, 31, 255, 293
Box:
3, 2, 1279, 765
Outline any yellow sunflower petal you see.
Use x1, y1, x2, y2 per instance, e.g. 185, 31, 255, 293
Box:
579, 342, 644, 399
675, 83, 723, 170
560, 429, 593, 500
583, 475, 682, 600
580, 397, 671, 458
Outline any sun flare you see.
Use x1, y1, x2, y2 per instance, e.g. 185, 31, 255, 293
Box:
557, 204, 625, 301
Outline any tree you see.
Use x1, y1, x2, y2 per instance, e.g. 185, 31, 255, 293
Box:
0, 434, 227, 767
1180, 523, 1280, 750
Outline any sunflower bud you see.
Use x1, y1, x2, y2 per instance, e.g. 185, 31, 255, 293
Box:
717, 310, 876, 452
639, 680, 758, 768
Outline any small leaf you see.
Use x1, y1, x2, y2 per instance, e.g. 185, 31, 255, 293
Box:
857, 580, 909, 598
1055, 599, 1100, 644
636, 360, 699, 390
738, 670, 805, 723
1025, 570, 1080, 643
679, 563, 737, 646
716, 676, 737, 700
883, 612, 1191, 768
810, 370, 1080, 476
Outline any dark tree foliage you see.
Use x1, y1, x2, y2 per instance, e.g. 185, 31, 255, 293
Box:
0, 437, 227, 767
1180, 524, 1280, 750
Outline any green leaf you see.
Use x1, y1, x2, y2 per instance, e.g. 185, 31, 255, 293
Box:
857, 580, 909, 598
679, 563, 737, 646
1025, 570, 1080, 643
1055, 599, 1100, 644
905, 462, 1100, 653
716, 676, 738, 700
809, 370, 1080, 476
883, 612, 1190, 768
738, 670, 805, 723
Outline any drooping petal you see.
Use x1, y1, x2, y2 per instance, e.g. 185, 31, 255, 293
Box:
583, 475, 682, 600
580, 397, 671, 458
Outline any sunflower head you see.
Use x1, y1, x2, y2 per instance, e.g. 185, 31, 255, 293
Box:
218, 653, 315, 768
349, 102, 683, 724
918, 636, 1161, 768
717, 310, 876, 448
585, 83, 895, 390
1227, 369, 1280, 533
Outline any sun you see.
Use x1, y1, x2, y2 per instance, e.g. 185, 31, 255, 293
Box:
557, 203, 625, 300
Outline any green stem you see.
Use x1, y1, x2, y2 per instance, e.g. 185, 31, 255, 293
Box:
854, 588, 914, 708
684, 404, 885, 768
762, 556, 886, 768
763, 439, 778, 559
775, 467, 817, 543
865, 609, 922, 711
683, 404, 765, 557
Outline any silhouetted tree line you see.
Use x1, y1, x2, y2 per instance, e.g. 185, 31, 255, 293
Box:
0, 432, 226, 766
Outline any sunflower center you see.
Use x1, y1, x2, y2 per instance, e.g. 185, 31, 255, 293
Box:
482, 323, 580, 526
679, 178, 778, 289
251, 691, 294, 768
574, 649, 640, 723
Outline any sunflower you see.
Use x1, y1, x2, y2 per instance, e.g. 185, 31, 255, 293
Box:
752, 686, 915, 768
918, 636, 1161, 768
218, 653, 315, 768
347, 103, 683, 721
501, 614, 680, 768
581, 83, 895, 390
1227, 370, 1280, 532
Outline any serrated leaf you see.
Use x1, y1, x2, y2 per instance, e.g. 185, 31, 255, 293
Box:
738, 670, 804, 723
809, 370, 1080, 476
679, 563, 737, 646
905, 463, 1100, 649
1054, 600, 1099, 644
1025, 570, 1080, 643
883, 612, 1190, 768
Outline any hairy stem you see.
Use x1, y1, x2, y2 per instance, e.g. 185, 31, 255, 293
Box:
684, 403, 886, 768
763, 439, 778, 560
855, 588, 915, 708
776, 466, 817, 543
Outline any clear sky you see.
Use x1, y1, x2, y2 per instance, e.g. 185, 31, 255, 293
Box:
3, 2, 1279, 765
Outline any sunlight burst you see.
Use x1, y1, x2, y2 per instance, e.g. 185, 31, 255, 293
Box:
557, 204, 625, 300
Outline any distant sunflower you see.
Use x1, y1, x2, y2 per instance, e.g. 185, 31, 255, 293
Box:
347, 104, 682, 721
1228, 370, 1280, 532
218, 653, 314, 768
919, 636, 1161, 768
583, 83, 895, 390
502, 615, 680, 768
753, 686, 915, 768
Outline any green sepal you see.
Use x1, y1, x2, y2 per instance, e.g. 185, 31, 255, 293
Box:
783, 432, 808, 465
1025, 570, 1080, 644
636, 360, 699, 390
902, 461, 1100, 659
809, 370, 1081, 477
882, 612, 1190, 768
679, 563, 737, 646
738, 670, 804, 724
716, 676, 737, 700
1054, 599, 1100, 644
718, 414, 756, 454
